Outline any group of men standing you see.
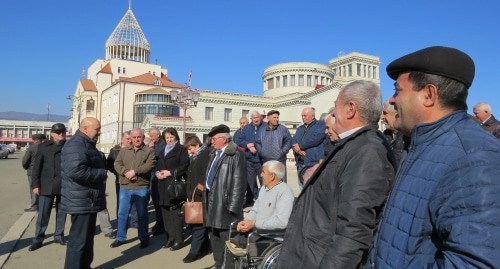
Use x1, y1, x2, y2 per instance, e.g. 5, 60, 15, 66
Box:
19, 45, 500, 269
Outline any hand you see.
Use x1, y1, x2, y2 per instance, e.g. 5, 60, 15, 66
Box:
196, 183, 205, 191
237, 220, 256, 232
292, 144, 301, 153
124, 170, 136, 180
247, 143, 257, 154
32, 187, 40, 196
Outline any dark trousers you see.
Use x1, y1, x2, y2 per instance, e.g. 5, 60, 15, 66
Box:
151, 174, 165, 231
28, 176, 38, 208
188, 225, 211, 255
161, 205, 184, 243
64, 213, 97, 269
209, 228, 234, 268
34, 194, 66, 243
245, 161, 262, 204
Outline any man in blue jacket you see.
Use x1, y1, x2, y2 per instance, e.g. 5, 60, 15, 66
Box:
61, 117, 108, 269
291, 107, 325, 190
369, 46, 500, 268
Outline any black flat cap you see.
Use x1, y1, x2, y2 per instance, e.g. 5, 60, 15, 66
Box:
267, 110, 280, 116
208, 124, 230, 137
386, 46, 475, 88
51, 123, 67, 133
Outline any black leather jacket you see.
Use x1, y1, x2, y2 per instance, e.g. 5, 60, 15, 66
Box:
203, 141, 247, 229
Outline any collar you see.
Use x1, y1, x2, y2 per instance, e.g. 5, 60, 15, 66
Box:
411, 110, 468, 147
264, 180, 283, 192
482, 115, 492, 124
338, 126, 363, 139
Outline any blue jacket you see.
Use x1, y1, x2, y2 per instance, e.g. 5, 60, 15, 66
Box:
369, 111, 500, 268
291, 119, 326, 172
235, 122, 266, 163
60, 130, 108, 214
255, 124, 292, 163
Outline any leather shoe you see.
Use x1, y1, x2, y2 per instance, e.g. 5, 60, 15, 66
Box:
24, 207, 38, 212
139, 240, 149, 249
162, 240, 174, 248
170, 242, 184, 251
182, 252, 199, 263
110, 240, 126, 248
28, 242, 43, 251
104, 232, 116, 239
54, 238, 66, 245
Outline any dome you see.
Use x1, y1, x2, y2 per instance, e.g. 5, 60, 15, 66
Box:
105, 8, 150, 63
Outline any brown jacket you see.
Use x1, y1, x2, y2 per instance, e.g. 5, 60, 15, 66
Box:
114, 144, 156, 189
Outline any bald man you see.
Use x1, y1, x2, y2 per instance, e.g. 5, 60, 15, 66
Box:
61, 117, 108, 269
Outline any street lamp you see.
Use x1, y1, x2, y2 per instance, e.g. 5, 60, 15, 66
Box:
67, 95, 95, 130
170, 85, 200, 141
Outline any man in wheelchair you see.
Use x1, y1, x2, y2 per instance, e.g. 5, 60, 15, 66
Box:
226, 160, 294, 258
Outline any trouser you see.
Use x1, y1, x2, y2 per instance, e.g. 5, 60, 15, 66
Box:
115, 182, 138, 228
245, 161, 262, 204
27, 176, 38, 208
34, 194, 66, 243
209, 228, 234, 268
116, 187, 150, 242
161, 204, 184, 243
150, 174, 165, 230
188, 225, 211, 255
97, 209, 113, 234
64, 213, 97, 269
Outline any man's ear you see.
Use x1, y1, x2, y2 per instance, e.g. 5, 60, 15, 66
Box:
421, 84, 438, 107
346, 101, 357, 119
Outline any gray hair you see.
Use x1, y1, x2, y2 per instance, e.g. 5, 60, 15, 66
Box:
131, 128, 144, 137
250, 111, 261, 118
219, 132, 232, 142
263, 160, 285, 181
340, 80, 382, 124
383, 101, 397, 113
473, 102, 492, 113
148, 128, 161, 136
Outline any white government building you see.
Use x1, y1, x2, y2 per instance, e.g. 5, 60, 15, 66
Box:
68, 6, 381, 153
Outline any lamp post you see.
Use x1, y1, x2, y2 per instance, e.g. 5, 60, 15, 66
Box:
67, 95, 95, 133
170, 85, 200, 141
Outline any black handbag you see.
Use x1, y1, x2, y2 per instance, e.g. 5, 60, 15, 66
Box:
166, 170, 187, 200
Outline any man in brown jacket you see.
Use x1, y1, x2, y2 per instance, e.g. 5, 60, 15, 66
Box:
111, 128, 156, 249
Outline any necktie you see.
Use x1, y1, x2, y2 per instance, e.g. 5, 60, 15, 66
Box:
206, 150, 222, 189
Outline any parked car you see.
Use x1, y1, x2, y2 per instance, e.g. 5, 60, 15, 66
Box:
0, 145, 9, 159
6, 144, 16, 153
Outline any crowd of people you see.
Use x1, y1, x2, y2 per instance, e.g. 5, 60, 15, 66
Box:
21, 45, 500, 269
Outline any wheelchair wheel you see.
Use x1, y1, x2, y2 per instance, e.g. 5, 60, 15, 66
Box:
257, 243, 282, 269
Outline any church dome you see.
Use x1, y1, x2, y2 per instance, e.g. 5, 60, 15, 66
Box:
105, 8, 150, 63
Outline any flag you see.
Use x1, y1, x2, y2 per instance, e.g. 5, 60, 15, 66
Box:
188, 70, 192, 86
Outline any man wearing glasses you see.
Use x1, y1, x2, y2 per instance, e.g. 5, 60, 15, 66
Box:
203, 124, 246, 269
28, 123, 68, 251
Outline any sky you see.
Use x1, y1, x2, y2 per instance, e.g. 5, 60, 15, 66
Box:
1, 0, 499, 117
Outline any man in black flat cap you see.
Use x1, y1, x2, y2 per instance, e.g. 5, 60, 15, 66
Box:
203, 124, 246, 269
255, 110, 292, 182
28, 123, 68, 251
368, 46, 500, 268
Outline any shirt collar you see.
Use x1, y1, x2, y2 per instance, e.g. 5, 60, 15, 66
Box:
338, 126, 363, 139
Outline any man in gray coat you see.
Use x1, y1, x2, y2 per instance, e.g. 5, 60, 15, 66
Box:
22, 133, 46, 212
277, 81, 396, 268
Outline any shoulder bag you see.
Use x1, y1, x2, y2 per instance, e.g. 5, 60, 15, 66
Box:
166, 170, 187, 200
183, 187, 203, 224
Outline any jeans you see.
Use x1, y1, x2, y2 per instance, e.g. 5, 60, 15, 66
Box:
116, 187, 150, 242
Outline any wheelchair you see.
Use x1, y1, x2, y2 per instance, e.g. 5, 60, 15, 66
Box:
225, 221, 285, 269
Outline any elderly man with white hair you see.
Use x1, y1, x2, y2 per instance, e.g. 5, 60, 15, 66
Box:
473, 102, 500, 138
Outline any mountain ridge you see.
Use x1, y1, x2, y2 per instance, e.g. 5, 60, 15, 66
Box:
0, 111, 69, 122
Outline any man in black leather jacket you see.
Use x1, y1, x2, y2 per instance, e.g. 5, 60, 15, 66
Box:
203, 124, 246, 269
